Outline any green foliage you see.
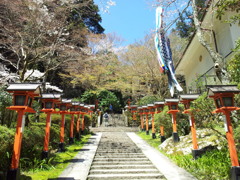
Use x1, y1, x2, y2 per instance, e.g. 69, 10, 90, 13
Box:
81, 90, 98, 104
0, 86, 12, 107
69, 0, 104, 34
175, 11, 195, 38
154, 105, 190, 138
22, 135, 91, 180
81, 89, 120, 112
137, 131, 231, 180
216, 0, 240, 24
169, 148, 231, 180
97, 90, 120, 112
0, 126, 15, 171
20, 123, 60, 170
0, 87, 17, 127
227, 38, 240, 85
154, 106, 172, 138
138, 95, 160, 106
191, 92, 219, 128
137, 131, 161, 149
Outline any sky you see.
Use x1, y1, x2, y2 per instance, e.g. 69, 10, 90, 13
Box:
94, 0, 156, 46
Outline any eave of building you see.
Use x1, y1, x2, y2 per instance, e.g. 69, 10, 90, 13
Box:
175, 1, 214, 75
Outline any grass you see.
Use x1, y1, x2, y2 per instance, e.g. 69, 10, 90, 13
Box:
21, 134, 91, 180
137, 131, 231, 180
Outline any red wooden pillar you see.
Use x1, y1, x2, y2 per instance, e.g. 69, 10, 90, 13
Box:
151, 113, 156, 139
169, 111, 180, 143
81, 113, 85, 134
140, 114, 144, 131
146, 113, 149, 135
59, 113, 65, 152
10, 110, 25, 170
76, 114, 81, 140
224, 110, 239, 167
189, 114, 198, 150
42, 112, 52, 159
69, 114, 75, 144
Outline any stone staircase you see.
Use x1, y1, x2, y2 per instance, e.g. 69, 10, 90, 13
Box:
87, 132, 166, 180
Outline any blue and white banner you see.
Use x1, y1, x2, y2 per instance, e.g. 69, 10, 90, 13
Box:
155, 6, 183, 97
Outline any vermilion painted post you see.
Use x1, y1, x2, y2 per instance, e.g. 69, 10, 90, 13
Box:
81, 113, 85, 134
76, 114, 80, 140
69, 114, 74, 144
146, 113, 149, 135
140, 113, 144, 131
207, 85, 240, 180
172, 112, 177, 133
42, 112, 52, 159
151, 113, 156, 139
170, 111, 180, 142
224, 110, 239, 167
10, 110, 25, 171
190, 114, 198, 150
59, 113, 65, 152
160, 126, 164, 136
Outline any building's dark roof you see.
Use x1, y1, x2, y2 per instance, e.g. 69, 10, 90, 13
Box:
207, 85, 240, 96
154, 101, 164, 105
165, 99, 179, 103
147, 104, 154, 107
41, 93, 62, 99
179, 94, 200, 100
61, 99, 72, 103
7, 83, 41, 95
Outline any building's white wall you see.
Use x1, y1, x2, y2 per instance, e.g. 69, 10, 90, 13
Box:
175, 11, 240, 91
228, 12, 240, 47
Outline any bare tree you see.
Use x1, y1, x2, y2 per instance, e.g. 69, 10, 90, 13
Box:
0, 0, 101, 85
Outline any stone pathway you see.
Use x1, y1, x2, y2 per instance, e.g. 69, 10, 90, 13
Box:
87, 132, 166, 180
58, 114, 197, 180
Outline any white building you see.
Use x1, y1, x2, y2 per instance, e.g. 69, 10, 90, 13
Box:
175, 3, 240, 93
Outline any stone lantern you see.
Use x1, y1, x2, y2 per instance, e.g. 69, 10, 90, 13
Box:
57, 98, 71, 152
6, 83, 41, 179
207, 85, 240, 180
179, 94, 200, 159
40, 93, 62, 159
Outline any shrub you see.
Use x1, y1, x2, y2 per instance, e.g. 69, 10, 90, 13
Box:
0, 126, 15, 171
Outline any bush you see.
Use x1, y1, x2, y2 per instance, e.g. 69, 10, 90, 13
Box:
0, 126, 15, 171
154, 105, 190, 138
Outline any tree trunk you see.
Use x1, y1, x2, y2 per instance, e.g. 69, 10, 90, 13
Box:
192, 0, 224, 65
192, 0, 230, 82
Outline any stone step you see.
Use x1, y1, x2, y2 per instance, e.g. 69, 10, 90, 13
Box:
95, 154, 146, 158
95, 153, 146, 157
93, 157, 149, 161
96, 152, 144, 155
87, 173, 165, 179
96, 150, 142, 153
91, 161, 152, 165
89, 168, 159, 174
90, 164, 156, 169
87, 132, 166, 180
